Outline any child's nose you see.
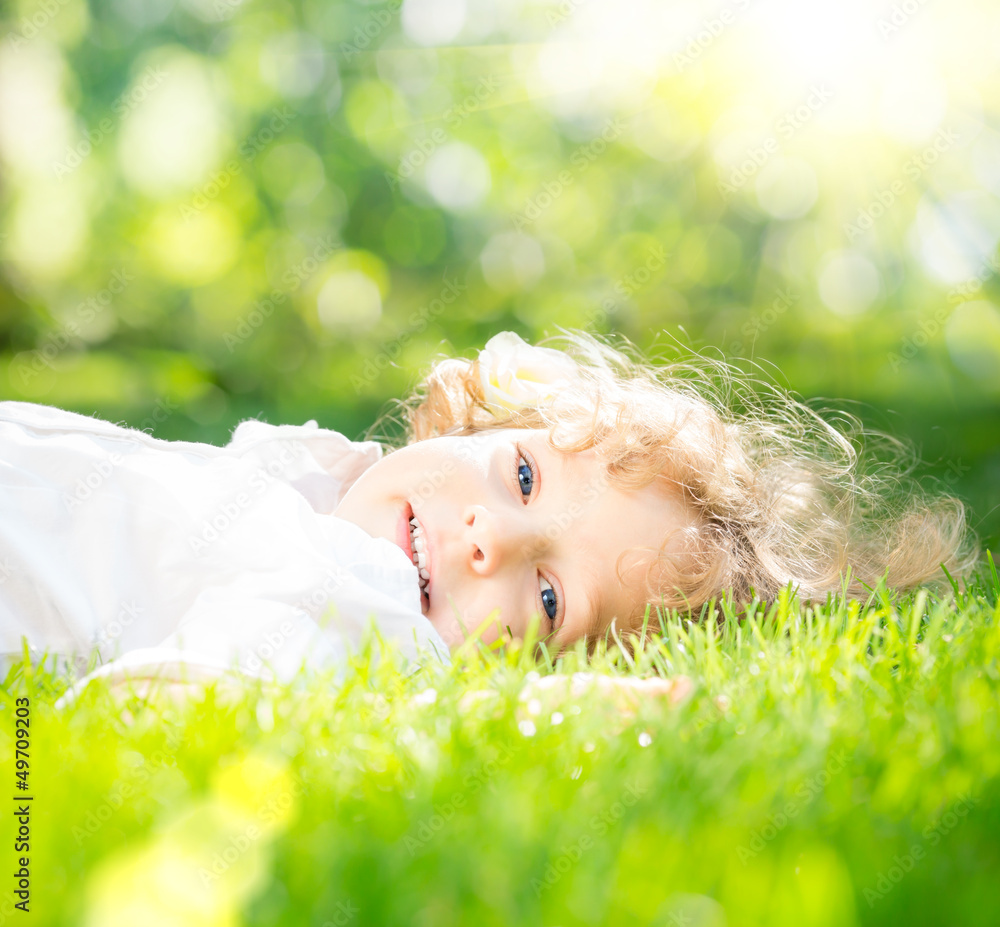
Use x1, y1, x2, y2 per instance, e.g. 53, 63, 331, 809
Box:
463, 503, 544, 573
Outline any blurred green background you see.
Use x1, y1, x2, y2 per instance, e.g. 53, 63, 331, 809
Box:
1, 0, 998, 545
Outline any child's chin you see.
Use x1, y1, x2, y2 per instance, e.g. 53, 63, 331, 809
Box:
430, 616, 474, 650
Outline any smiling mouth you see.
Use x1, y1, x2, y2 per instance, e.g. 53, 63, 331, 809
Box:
407, 509, 431, 614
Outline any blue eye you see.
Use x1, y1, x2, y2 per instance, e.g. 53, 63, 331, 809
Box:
516, 454, 534, 497
540, 578, 558, 622
512, 443, 560, 629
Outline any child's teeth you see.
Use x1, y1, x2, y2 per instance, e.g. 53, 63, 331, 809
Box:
409, 517, 430, 591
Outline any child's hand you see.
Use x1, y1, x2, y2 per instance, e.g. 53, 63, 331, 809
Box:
521, 672, 693, 716
515, 672, 693, 738
455, 672, 693, 734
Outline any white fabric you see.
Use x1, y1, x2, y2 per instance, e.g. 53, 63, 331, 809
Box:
0, 401, 449, 704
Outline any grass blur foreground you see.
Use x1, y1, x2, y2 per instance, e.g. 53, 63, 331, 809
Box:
1, 565, 998, 926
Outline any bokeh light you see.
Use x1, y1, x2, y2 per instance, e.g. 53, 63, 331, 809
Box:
0, 0, 997, 543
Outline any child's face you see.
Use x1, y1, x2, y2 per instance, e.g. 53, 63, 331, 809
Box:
333, 428, 694, 651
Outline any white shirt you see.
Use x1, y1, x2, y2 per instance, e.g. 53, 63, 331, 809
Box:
0, 401, 450, 702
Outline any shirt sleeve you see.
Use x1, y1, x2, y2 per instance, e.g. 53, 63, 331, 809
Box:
53, 573, 448, 711
53, 598, 332, 710
219, 418, 384, 514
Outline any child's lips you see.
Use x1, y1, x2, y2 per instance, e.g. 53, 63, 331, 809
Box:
398, 502, 432, 615
397, 503, 415, 563
416, 508, 432, 616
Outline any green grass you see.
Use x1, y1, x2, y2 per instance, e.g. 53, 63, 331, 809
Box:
2, 562, 999, 927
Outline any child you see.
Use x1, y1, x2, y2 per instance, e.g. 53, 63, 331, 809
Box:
0, 329, 977, 705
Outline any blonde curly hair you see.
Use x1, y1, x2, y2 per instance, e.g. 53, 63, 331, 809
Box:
368, 329, 978, 648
